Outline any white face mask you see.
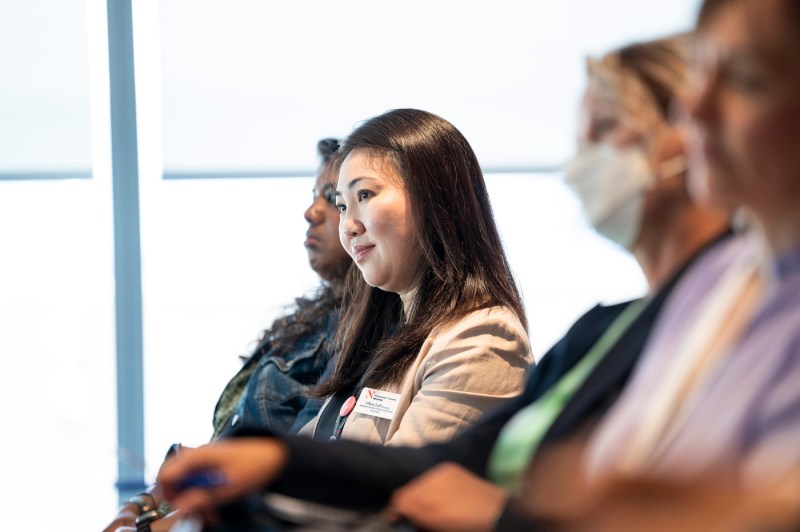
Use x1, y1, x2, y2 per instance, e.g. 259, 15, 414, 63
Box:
564, 144, 655, 250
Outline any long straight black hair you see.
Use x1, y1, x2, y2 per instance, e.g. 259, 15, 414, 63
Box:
314, 109, 525, 397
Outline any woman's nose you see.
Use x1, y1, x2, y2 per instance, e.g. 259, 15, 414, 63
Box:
304, 196, 324, 225
682, 67, 717, 125
340, 211, 363, 238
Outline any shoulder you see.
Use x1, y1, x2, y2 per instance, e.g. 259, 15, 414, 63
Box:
424, 306, 531, 365
434, 306, 526, 339
652, 233, 753, 338
563, 301, 633, 341
531, 300, 635, 392
380, 307, 532, 445
671, 233, 752, 298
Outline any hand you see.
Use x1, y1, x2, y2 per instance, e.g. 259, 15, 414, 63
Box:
149, 512, 180, 532
389, 463, 509, 532
157, 438, 288, 521
101, 503, 139, 532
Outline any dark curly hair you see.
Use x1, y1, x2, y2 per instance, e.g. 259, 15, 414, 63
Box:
317, 138, 340, 165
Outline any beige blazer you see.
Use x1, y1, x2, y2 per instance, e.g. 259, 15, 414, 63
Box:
300, 306, 532, 446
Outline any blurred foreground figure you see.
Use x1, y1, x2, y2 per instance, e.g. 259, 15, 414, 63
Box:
557, 0, 800, 529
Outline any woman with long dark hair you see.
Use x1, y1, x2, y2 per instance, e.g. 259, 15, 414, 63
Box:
297, 109, 531, 446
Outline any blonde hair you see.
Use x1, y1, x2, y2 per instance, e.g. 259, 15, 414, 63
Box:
588, 34, 691, 139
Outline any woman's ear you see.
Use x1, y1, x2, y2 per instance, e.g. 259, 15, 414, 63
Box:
651, 125, 687, 180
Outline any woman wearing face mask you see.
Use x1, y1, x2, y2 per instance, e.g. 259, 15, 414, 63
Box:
102, 139, 351, 532
154, 45, 732, 529
564, 35, 729, 287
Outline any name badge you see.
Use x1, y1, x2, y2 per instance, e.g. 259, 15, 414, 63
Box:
353, 387, 401, 420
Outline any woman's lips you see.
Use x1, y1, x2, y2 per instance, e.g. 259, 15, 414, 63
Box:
353, 244, 375, 262
305, 231, 321, 247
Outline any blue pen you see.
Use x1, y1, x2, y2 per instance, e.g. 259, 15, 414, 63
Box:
177, 470, 228, 492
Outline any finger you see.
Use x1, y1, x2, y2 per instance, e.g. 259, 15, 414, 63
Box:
157, 457, 188, 496
388, 487, 409, 513
158, 453, 210, 499
380, 507, 401, 522
169, 487, 217, 516
390, 488, 424, 518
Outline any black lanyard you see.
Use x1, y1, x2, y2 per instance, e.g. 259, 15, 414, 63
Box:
331, 390, 359, 440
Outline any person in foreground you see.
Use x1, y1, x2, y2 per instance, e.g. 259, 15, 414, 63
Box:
155, 36, 736, 529
567, 0, 800, 528
103, 139, 351, 532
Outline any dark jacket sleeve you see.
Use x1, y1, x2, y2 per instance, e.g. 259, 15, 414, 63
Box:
228, 381, 535, 509
228, 304, 625, 510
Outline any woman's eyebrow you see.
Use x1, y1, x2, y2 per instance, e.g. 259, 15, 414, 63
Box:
335, 176, 377, 197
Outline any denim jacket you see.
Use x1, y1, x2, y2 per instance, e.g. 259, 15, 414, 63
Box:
212, 308, 338, 439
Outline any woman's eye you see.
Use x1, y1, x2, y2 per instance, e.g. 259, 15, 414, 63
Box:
324, 189, 337, 206
592, 117, 617, 138
358, 190, 371, 201
729, 71, 766, 93
335, 203, 346, 213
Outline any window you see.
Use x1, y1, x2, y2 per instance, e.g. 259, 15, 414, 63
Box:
1, 0, 117, 527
